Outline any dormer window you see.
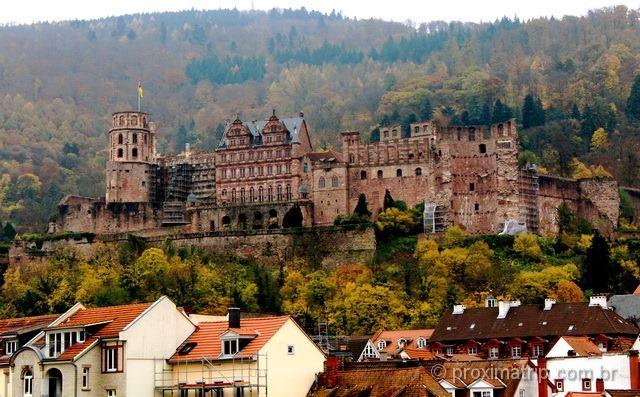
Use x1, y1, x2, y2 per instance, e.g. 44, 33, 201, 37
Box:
5, 339, 17, 355
223, 339, 239, 356
398, 338, 407, 348
377, 340, 387, 350
417, 338, 427, 348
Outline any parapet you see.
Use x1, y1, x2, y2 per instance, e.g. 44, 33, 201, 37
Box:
111, 111, 151, 130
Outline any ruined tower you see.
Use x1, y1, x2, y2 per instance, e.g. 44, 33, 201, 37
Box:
105, 111, 156, 203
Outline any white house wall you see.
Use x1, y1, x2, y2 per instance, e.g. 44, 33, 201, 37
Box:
546, 354, 631, 397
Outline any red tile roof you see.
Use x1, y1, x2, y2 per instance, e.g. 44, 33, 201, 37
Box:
403, 347, 437, 360
0, 314, 59, 365
372, 329, 434, 355
307, 149, 343, 162
440, 359, 532, 397
559, 336, 603, 356
51, 302, 153, 360
170, 316, 289, 362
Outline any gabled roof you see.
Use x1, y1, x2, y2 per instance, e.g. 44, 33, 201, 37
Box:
49, 302, 153, 360
371, 329, 434, 355
216, 115, 306, 150
0, 314, 59, 337
440, 359, 531, 397
307, 149, 343, 163
430, 303, 639, 342
558, 336, 602, 356
170, 316, 290, 362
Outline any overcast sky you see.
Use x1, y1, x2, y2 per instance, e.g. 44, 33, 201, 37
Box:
2, 0, 640, 25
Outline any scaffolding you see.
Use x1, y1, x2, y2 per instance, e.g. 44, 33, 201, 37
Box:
518, 167, 540, 234
162, 201, 189, 225
167, 163, 194, 202
423, 202, 447, 233
315, 321, 331, 352
154, 354, 268, 397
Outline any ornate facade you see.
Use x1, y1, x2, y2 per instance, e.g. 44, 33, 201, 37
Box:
56, 109, 620, 236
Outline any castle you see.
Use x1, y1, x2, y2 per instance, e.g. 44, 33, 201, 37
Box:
55, 110, 621, 236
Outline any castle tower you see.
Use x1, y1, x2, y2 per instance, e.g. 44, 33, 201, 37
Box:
105, 111, 156, 203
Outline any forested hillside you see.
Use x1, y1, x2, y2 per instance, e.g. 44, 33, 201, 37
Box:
2, 6, 640, 230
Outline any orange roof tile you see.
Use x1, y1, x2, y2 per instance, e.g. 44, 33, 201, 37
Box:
634, 285, 640, 295
170, 316, 289, 362
372, 329, 434, 354
402, 347, 436, 360
561, 336, 603, 356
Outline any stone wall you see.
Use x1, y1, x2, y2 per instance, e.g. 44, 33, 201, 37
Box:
10, 227, 376, 269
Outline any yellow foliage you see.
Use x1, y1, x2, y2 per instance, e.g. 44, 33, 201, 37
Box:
443, 225, 466, 247
513, 233, 542, 260
577, 234, 593, 251
592, 165, 613, 178
571, 158, 593, 179
590, 128, 608, 151
556, 280, 584, 302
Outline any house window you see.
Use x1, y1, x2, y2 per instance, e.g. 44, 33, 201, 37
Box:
107, 390, 116, 397
360, 170, 367, 180
398, 339, 407, 348
555, 380, 564, 392
532, 345, 543, 357
377, 340, 387, 350
224, 339, 239, 356
489, 346, 499, 358
363, 343, 376, 358
132, 134, 138, 144
597, 342, 607, 352
468, 347, 478, 355
472, 391, 491, 397
582, 379, 591, 391
132, 148, 138, 158
117, 134, 123, 144
23, 369, 33, 397
287, 345, 295, 355
511, 345, 521, 358
5, 340, 17, 355
331, 176, 339, 187
82, 367, 90, 389
446, 346, 454, 355
101, 342, 123, 373
106, 348, 117, 371
396, 169, 402, 177
417, 338, 427, 348
474, 203, 480, 212
519, 390, 525, 397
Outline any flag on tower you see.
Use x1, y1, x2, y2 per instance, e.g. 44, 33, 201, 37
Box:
138, 81, 144, 98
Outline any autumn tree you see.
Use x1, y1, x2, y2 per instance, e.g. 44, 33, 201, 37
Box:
626, 74, 640, 121
590, 128, 608, 151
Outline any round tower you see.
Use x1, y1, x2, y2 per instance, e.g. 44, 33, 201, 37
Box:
106, 111, 156, 204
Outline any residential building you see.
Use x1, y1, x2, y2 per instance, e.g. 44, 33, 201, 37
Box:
358, 329, 434, 361
428, 297, 639, 360
10, 296, 195, 397
159, 308, 325, 397
0, 314, 59, 397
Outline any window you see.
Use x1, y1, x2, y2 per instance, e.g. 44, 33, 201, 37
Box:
446, 346, 454, 355
82, 367, 90, 389
469, 128, 476, 141
303, 163, 309, 173
489, 346, 499, 359
132, 134, 138, 144
132, 148, 138, 158
511, 345, 521, 358
363, 343, 376, 358
360, 170, 367, 180
398, 339, 407, 348
117, 134, 123, 144
287, 345, 295, 355
101, 342, 123, 373
469, 182, 475, 191
456, 127, 462, 140
468, 347, 477, 355
396, 169, 402, 177
318, 177, 325, 188
519, 390, 525, 397
117, 148, 123, 158
377, 340, 387, 350
415, 168, 422, 176
597, 342, 607, 352
532, 345, 543, 357
555, 380, 564, 392
331, 176, 339, 187
475, 203, 480, 212
234, 387, 245, 397
377, 170, 383, 179
417, 338, 427, 348
23, 369, 33, 396
479, 144, 487, 154
5, 340, 17, 355
107, 390, 116, 397
224, 339, 239, 356
582, 379, 591, 391
414, 126, 420, 134
106, 347, 117, 371
473, 391, 491, 397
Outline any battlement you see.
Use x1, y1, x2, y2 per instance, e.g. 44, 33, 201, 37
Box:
111, 111, 151, 130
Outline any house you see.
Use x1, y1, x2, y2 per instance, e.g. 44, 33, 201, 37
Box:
429, 297, 639, 360
540, 336, 640, 397
358, 329, 434, 361
0, 314, 59, 397
309, 358, 450, 397
162, 308, 325, 397
437, 359, 552, 397
10, 296, 195, 397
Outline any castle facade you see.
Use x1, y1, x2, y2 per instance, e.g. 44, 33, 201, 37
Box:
56, 110, 620, 236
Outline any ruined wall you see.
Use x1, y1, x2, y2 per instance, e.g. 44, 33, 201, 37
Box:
10, 227, 376, 269
311, 163, 349, 225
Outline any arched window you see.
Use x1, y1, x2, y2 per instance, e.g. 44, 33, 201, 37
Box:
378, 340, 387, 350
118, 134, 123, 144
318, 177, 326, 188
222, 189, 227, 197
268, 186, 273, 201
119, 115, 125, 125
377, 170, 383, 179
23, 369, 33, 396
456, 127, 462, 140
349, 154, 355, 163
286, 184, 292, 200
258, 187, 264, 202
498, 124, 504, 136
415, 167, 422, 176
396, 169, 403, 177
249, 187, 255, 202
132, 148, 138, 158
468, 127, 476, 141
240, 188, 246, 203
132, 133, 138, 144
277, 185, 283, 201
231, 189, 237, 203
117, 148, 123, 158
131, 115, 138, 125
331, 176, 339, 187
417, 338, 427, 349
360, 170, 367, 180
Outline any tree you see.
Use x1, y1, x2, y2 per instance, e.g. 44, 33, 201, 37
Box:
383, 190, 394, 210
522, 94, 536, 129
492, 99, 513, 123
283, 205, 303, 228
556, 280, 584, 302
513, 233, 542, 260
353, 193, 371, 218
570, 103, 581, 120
581, 230, 611, 293
626, 74, 640, 121
418, 98, 433, 120
591, 128, 608, 151
3, 222, 16, 241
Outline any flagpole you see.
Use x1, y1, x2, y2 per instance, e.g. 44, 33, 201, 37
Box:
137, 81, 141, 112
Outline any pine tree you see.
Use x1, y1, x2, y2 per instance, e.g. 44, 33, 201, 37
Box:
522, 94, 535, 129
3, 222, 16, 241
570, 103, 581, 120
581, 106, 596, 139
626, 74, 640, 121
419, 99, 433, 120
534, 97, 545, 126
383, 190, 394, 210
492, 99, 513, 123
581, 230, 611, 293
480, 102, 492, 125
354, 194, 371, 218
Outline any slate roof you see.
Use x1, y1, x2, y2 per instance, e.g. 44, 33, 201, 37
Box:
216, 115, 305, 149
0, 314, 59, 365
430, 303, 639, 343
169, 316, 290, 362
608, 294, 640, 325
309, 365, 450, 397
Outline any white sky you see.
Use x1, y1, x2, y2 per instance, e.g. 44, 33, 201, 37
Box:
2, 0, 640, 25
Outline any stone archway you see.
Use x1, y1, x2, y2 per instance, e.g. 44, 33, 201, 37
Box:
45, 368, 63, 397
268, 209, 279, 229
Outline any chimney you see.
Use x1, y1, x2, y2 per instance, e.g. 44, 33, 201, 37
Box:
498, 301, 511, 319
589, 295, 608, 309
453, 304, 465, 315
537, 358, 548, 397
322, 356, 340, 388
630, 350, 640, 389
228, 307, 240, 329
544, 298, 556, 311
595, 378, 604, 393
